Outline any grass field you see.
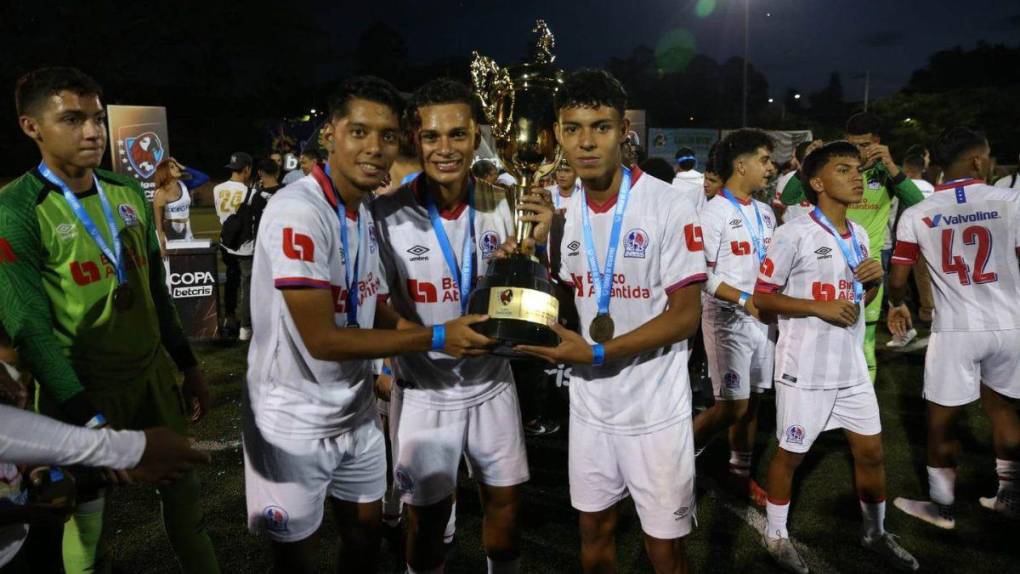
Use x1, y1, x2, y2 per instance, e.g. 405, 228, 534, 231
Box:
97, 207, 1019, 573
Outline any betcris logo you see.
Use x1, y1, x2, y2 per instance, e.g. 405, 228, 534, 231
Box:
922, 211, 999, 228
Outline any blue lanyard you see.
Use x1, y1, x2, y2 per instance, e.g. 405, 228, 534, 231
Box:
38, 162, 126, 286
333, 188, 364, 327
721, 188, 767, 264
425, 180, 476, 314
582, 167, 632, 316
811, 207, 864, 303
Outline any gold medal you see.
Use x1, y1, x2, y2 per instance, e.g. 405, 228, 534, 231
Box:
113, 284, 134, 313
589, 313, 614, 343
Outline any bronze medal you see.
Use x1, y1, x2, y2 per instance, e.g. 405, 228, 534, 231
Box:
113, 284, 134, 312
589, 313, 614, 343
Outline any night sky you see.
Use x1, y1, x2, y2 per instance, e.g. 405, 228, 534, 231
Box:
2, 0, 1017, 173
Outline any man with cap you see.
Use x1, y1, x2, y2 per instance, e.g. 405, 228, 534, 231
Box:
213, 151, 253, 337
672, 146, 706, 212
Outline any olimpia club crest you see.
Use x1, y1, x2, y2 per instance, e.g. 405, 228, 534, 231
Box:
120, 132, 165, 180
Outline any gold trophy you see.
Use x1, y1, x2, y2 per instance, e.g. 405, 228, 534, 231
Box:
467, 19, 563, 356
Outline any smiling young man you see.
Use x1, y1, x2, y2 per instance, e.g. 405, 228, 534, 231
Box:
371, 78, 551, 574
243, 76, 493, 574
692, 128, 777, 507
779, 113, 924, 381
754, 141, 917, 573
887, 126, 1020, 529
0, 67, 218, 573
517, 69, 705, 574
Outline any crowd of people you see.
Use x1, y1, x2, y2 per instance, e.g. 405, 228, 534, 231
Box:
0, 64, 1017, 574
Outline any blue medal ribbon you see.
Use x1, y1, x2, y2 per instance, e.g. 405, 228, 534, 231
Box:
811, 207, 865, 303
327, 177, 364, 328
582, 167, 632, 318
38, 162, 127, 286
721, 188, 767, 264
425, 179, 476, 314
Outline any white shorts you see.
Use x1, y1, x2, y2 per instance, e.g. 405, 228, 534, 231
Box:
390, 384, 529, 506
243, 413, 387, 542
703, 308, 775, 400
569, 417, 695, 539
924, 330, 1020, 407
775, 382, 881, 454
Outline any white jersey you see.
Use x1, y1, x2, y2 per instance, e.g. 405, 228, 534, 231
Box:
547, 182, 581, 211
213, 180, 248, 223
672, 169, 705, 212
993, 173, 1020, 191
776, 171, 814, 223
891, 179, 1020, 332
913, 178, 935, 199
557, 167, 707, 434
163, 181, 193, 240
246, 166, 387, 439
371, 175, 515, 411
755, 212, 871, 390
700, 193, 776, 310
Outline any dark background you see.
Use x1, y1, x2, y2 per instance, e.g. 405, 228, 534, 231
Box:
2, 0, 1019, 176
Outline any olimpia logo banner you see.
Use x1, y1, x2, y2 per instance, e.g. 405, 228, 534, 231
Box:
107, 105, 171, 202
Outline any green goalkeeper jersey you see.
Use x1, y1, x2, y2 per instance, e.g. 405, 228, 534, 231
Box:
0, 167, 195, 424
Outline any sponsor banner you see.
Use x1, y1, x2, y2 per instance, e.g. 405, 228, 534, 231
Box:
165, 245, 219, 340
107, 105, 170, 202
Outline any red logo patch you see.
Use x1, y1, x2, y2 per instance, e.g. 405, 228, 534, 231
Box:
70, 261, 101, 286
760, 257, 775, 278
684, 224, 704, 252
282, 228, 314, 262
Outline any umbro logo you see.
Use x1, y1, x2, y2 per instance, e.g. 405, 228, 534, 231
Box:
407, 245, 430, 261
814, 246, 832, 260
673, 506, 691, 520
567, 240, 581, 256
729, 219, 742, 227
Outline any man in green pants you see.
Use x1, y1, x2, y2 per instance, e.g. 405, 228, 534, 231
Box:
779, 112, 924, 381
0, 67, 219, 573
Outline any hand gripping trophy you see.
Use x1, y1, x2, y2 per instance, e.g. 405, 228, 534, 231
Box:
467, 20, 564, 356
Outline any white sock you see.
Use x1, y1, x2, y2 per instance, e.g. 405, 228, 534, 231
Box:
995, 458, 1019, 494
444, 500, 457, 543
407, 564, 443, 574
487, 557, 520, 574
765, 499, 790, 539
729, 450, 752, 478
927, 466, 956, 506
859, 499, 886, 538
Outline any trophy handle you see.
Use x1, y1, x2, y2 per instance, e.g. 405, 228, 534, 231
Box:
470, 51, 514, 142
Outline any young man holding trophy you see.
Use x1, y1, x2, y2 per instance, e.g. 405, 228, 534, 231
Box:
371, 78, 552, 574
518, 69, 706, 573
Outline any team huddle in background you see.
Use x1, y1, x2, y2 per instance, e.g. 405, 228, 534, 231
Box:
0, 63, 1018, 574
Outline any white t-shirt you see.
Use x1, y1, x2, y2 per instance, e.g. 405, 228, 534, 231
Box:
776, 171, 814, 223
547, 182, 581, 211
700, 193, 776, 307
891, 179, 1020, 333
246, 167, 387, 439
993, 173, 1020, 191
755, 212, 871, 390
913, 178, 936, 199
672, 169, 705, 212
371, 175, 515, 411
557, 167, 707, 435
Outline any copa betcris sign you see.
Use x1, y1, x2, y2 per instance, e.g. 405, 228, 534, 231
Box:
169, 270, 215, 298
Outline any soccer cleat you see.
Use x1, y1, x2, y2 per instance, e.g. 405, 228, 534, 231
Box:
763, 533, 809, 574
524, 418, 561, 436
722, 473, 768, 508
861, 532, 919, 572
886, 328, 918, 348
893, 497, 955, 529
979, 490, 1020, 519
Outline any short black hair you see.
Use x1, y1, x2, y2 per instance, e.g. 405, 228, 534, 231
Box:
674, 146, 697, 170
328, 75, 405, 121
555, 69, 627, 116
257, 157, 281, 177
716, 129, 774, 181
15, 67, 103, 116
705, 142, 721, 175
846, 112, 881, 136
639, 157, 675, 183
932, 126, 987, 168
800, 140, 860, 204
902, 153, 926, 173
410, 78, 478, 122
793, 140, 812, 163
471, 159, 498, 179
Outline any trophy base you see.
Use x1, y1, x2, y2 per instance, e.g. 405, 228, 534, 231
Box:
468, 254, 560, 359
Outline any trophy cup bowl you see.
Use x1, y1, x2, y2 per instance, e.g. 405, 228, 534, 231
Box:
467, 20, 563, 357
